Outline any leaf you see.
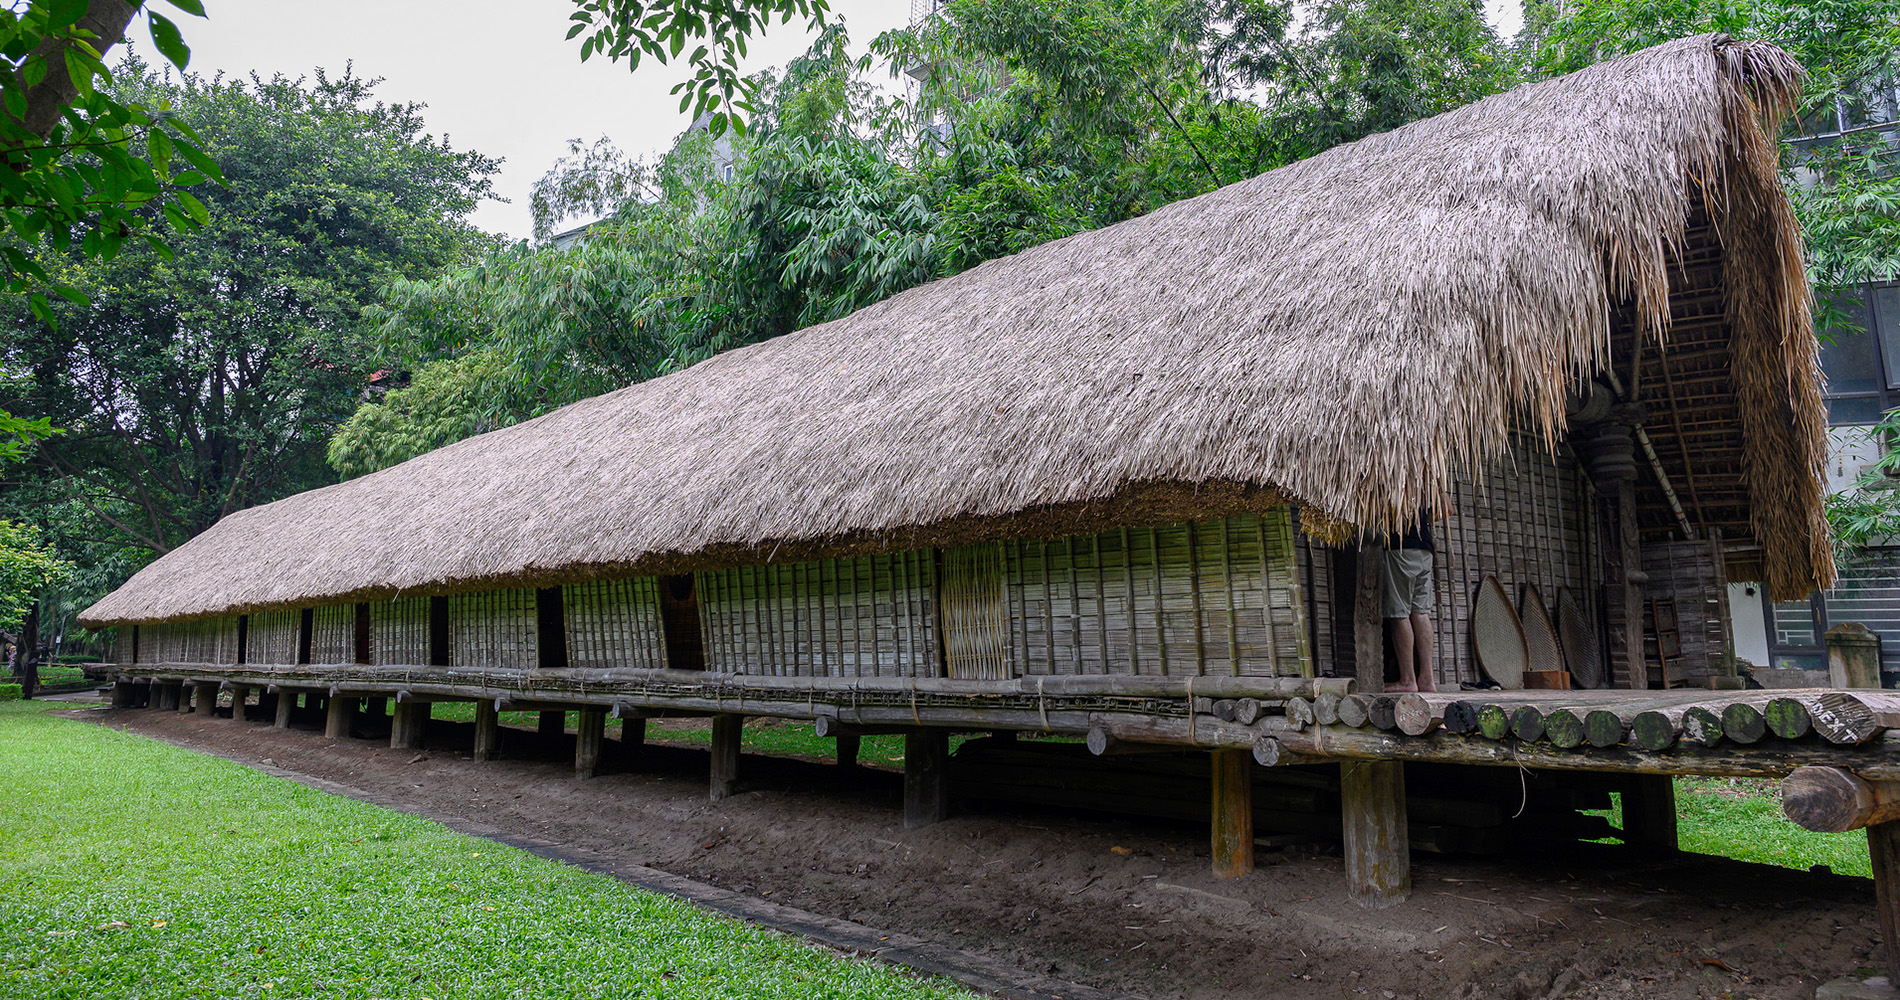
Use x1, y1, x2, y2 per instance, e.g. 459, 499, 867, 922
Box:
163, 0, 208, 15
148, 12, 191, 71
175, 190, 210, 225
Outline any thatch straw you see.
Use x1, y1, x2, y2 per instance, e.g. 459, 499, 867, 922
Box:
80, 34, 1831, 627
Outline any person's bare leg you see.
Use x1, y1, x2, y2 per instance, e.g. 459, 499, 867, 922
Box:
1387, 616, 1417, 692
1411, 612, 1436, 692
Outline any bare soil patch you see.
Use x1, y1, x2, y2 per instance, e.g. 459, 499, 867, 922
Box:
73, 706, 1884, 1000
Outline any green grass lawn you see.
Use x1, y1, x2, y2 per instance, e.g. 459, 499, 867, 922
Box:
1674, 776, 1872, 877
0, 699, 977, 1000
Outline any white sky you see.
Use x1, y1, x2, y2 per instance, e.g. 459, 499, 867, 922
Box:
160, 1, 1524, 241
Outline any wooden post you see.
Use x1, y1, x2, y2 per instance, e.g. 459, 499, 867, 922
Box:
1342, 760, 1410, 907
1354, 542, 1385, 693
325, 696, 358, 740
110, 680, 135, 707
538, 710, 566, 741
575, 706, 605, 778
1621, 774, 1677, 852
710, 714, 742, 801
390, 701, 427, 750
836, 732, 861, 769
230, 685, 249, 721
904, 730, 950, 829
620, 716, 646, 755
192, 681, 217, 716
1872, 822, 1900, 986
273, 691, 293, 729
473, 700, 500, 761
1210, 748, 1254, 879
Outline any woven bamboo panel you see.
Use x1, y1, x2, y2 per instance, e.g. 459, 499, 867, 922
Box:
175, 616, 239, 664
449, 589, 537, 670
1004, 511, 1310, 677
942, 543, 1009, 680
112, 627, 134, 667
370, 596, 430, 666
1296, 528, 1334, 673
699, 551, 940, 677
564, 578, 666, 671
308, 604, 356, 664
246, 609, 301, 666
1436, 431, 1597, 685
1640, 536, 1730, 684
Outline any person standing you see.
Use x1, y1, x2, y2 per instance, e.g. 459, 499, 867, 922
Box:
1383, 515, 1438, 692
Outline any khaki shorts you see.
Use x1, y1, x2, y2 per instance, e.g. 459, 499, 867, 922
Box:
1382, 548, 1435, 619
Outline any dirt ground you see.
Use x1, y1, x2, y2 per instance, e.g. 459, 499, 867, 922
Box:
68, 705, 1888, 1000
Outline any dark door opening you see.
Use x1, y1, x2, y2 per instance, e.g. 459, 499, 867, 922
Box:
659, 574, 706, 671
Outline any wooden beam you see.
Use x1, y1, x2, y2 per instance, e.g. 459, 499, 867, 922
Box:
903, 730, 950, 830
1210, 748, 1253, 880
813, 716, 918, 738
575, 706, 605, 779
1354, 543, 1385, 693
1341, 760, 1410, 908
473, 700, 500, 762
325, 696, 357, 740
1620, 774, 1677, 851
710, 714, 742, 801
1783, 766, 1900, 833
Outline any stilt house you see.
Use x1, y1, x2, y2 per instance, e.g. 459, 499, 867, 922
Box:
84, 36, 1846, 896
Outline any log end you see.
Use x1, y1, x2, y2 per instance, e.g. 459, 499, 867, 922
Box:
1781, 765, 1876, 833
1542, 709, 1586, 748
1629, 711, 1679, 752
1442, 700, 1480, 734
1583, 710, 1627, 748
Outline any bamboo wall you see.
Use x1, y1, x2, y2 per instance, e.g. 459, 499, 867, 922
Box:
1296, 530, 1334, 678
308, 604, 355, 664
370, 596, 431, 666
247, 609, 301, 666
140, 617, 240, 665
697, 551, 940, 677
449, 588, 536, 670
564, 578, 668, 671
1432, 432, 1598, 686
113, 627, 134, 667
995, 512, 1309, 677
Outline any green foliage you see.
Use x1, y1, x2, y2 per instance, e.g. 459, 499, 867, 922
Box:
336, 2, 1525, 477
0, 1, 225, 317
565, 0, 832, 138
0, 63, 500, 561
0, 684, 19, 701
0, 410, 57, 465
326, 352, 512, 480
1674, 777, 1871, 877
0, 700, 978, 1000
1827, 409, 1900, 552
0, 521, 70, 633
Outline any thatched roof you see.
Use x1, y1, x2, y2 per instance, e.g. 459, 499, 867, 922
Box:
81, 34, 1831, 627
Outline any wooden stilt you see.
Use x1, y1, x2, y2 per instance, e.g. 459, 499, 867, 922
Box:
1870, 821, 1900, 985
111, 681, 135, 708
710, 714, 742, 801
273, 691, 293, 729
1210, 748, 1254, 879
836, 732, 861, 769
230, 685, 249, 721
1620, 774, 1677, 851
325, 696, 358, 740
177, 683, 192, 712
473, 701, 500, 761
619, 716, 646, 757
903, 730, 950, 829
192, 682, 217, 716
390, 701, 427, 750
575, 707, 605, 778
1342, 760, 1411, 907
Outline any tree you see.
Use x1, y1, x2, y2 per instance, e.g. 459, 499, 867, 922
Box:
0, 62, 500, 560
333, 1, 1524, 479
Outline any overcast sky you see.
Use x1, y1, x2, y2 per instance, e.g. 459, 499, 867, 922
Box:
163, 1, 1524, 241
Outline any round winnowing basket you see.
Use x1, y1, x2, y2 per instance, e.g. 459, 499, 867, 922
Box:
1520, 583, 1562, 673
1558, 587, 1604, 689
1471, 574, 1528, 689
